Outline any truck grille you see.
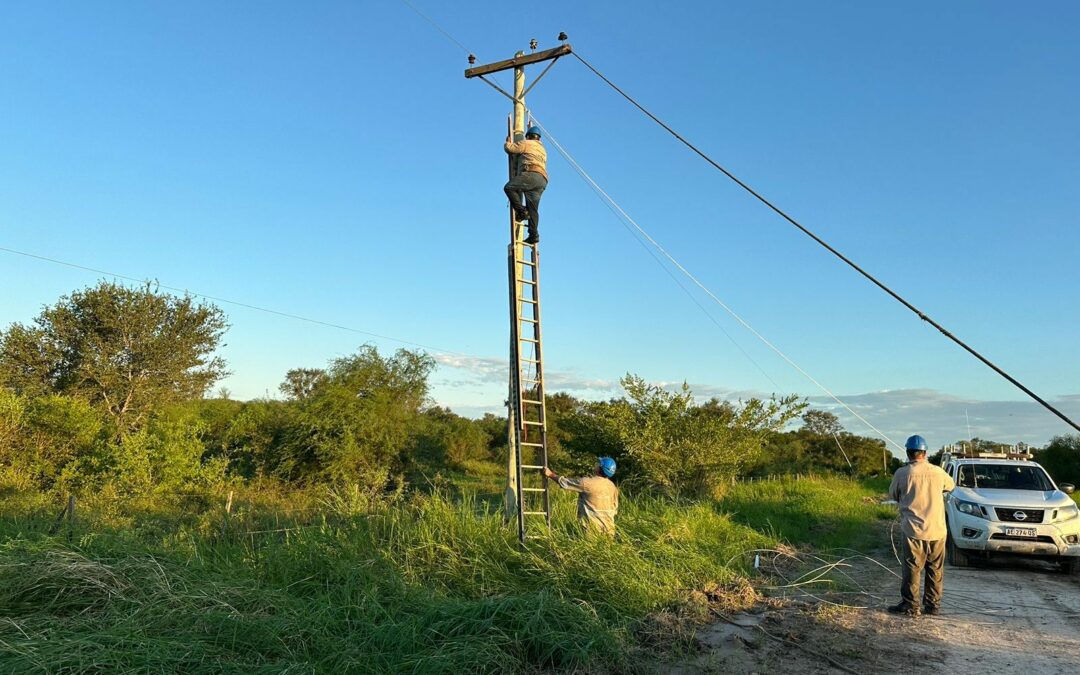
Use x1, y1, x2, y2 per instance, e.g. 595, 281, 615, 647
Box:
994, 508, 1044, 523
989, 534, 1055, 544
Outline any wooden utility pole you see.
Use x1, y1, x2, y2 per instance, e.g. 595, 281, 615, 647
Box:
465, 37, 571, 540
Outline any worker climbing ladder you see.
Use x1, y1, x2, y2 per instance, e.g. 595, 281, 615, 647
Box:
465, 38, 572, 541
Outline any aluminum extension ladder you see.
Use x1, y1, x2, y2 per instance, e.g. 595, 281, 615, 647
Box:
506, 211, 551, 542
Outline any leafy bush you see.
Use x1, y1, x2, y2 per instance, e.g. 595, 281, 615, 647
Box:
0, 391, 106, 490
277, 346, 435, 488
113, 410, 228, 494
585, 375, 804, 498
1038, 435, 1080, 485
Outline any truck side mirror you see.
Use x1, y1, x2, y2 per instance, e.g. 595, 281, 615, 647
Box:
1060, 483, 1075, 494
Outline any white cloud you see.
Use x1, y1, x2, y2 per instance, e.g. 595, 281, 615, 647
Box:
808, 388, 1080, 451
432, 355, 1080, 448
433, 353, 617, 392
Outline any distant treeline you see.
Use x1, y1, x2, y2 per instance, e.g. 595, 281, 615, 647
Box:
2, 281, 1075, 497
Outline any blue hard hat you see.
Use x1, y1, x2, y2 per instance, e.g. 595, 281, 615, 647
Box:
905, 435, 928, 452
526, 126, 541, 138
598, 456, 616, 478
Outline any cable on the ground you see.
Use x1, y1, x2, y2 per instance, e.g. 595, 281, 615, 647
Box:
530, 117, 904, 452
570, 50, 1080, 435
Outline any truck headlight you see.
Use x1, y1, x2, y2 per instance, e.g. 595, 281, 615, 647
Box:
955, 500, 987, 519
1055, 504, 1080, 523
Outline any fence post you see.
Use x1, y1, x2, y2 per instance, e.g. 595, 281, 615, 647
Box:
66, 494, 75, 541
221, 490, 234, 537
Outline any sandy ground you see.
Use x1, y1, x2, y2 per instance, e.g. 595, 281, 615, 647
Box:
663, 552, 1080, 674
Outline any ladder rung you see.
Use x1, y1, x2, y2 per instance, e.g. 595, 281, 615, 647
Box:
519, 337, 539, 344
522, 511, 548, 516
521, 464, 544, 469
520, 441, 544, 447
521, 378, 542, 384
519, 317, 538, 324
521, 488, 546, 492
522, 420, 543, 426
520, 358, 540, 364
518, 298, 537, 304
522, 399, 542, 404
518, 278, 536, 285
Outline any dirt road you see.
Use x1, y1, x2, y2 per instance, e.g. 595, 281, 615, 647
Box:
669, 554, 1080, 674
911, 558, 1080, 673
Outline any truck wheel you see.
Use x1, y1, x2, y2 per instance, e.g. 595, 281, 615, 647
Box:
946, 534, 969, 568
1062, 558, 1080, 576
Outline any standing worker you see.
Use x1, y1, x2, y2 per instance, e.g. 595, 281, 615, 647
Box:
503, 125, 548, 245
888, 434, 956, 617
544, 457, 618, 534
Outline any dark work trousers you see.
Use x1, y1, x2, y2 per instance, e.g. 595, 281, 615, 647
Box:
503, 171, 548, 236
901, 537, 945, 608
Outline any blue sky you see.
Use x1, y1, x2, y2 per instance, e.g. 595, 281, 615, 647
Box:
1, 1, 1078, 450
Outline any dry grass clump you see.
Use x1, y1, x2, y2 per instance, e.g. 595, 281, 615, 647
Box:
0, 547, 131, 616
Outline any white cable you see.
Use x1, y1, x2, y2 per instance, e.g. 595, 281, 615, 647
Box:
530, 116, 903, 453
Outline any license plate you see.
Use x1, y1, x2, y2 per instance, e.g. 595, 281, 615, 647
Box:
1005, 527, 1037, 538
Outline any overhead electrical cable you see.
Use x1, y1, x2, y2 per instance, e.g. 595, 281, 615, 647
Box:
528, 114, 783, 392
530, 117, 903, 451
570, 50, 1080, 435
394, 1, 902, 447
396, 0, 473, 56
0, 245, 473, 358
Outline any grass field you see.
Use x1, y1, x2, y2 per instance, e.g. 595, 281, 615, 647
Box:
0, 476, 895, 674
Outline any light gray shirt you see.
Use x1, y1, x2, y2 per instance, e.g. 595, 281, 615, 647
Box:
889, 460, 955, 540
555, 475, 619, 534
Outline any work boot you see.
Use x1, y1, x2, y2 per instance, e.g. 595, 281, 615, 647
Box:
922, 604, 940, 616
513, 207, 529, 221
887, 602, 920, 618
524, 230, 539, 245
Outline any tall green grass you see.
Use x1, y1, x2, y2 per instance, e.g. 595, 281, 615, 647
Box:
723, 475, 896, 550
0, 476, 890, 673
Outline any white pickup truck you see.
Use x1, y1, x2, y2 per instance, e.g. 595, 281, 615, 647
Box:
941, 452, 1079, 575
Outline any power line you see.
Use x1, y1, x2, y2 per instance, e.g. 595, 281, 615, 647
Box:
530, 118, 903, 451
395, 0, 473, 56
393, 4, 901, 446
0, 245, 471, 358
529, 114, 783, 393
570, 50, 1080, 435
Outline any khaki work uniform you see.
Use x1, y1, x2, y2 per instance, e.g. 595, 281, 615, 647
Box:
503, 138, 548, 238
889, 460, 956, 609
555, 475, 619, 535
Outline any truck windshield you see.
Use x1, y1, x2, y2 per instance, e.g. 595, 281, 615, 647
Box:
957, 464, 1054, 491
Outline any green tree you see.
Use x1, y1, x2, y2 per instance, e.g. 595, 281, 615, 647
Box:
0, 281, 228, 433
410, 407, 489, 472
278, 368, 326, 400
1037, 435, 1080, 485
280, 346, 435, 487
801, 410, 843, 437
597, 375, 804, 498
